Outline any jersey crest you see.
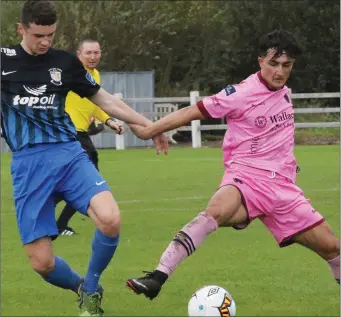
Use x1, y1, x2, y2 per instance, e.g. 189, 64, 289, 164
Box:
49, 68, 62, 86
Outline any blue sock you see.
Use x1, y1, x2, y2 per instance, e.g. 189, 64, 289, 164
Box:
43, 256, 82, 293
83, 229, 119, 294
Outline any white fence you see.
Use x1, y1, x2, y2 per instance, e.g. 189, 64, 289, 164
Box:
113, 91, 340, 149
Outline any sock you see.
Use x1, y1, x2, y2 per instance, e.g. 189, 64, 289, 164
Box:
156, 212, 218, 279
56, 204, 77, 229
327, 255, 340, 283
83, 229, 119, 294
43, 256, 82, 293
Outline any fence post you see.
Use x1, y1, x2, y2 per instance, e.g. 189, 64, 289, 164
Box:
114, 93, 125, 150
190, 91, 201, 148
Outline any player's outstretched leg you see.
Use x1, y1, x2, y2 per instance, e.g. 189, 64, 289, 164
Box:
78, 192, 120, 316
126, 212, 218, 299
293, 221, 340, 285
126, 186, 247, 300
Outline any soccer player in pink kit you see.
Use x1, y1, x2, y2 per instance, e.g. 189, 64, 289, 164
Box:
126, 30, 340, 300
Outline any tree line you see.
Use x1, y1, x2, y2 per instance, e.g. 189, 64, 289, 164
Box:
2, 0, 340, 97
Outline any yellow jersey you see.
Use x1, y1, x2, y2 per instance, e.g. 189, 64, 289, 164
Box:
65, 67, 110, 132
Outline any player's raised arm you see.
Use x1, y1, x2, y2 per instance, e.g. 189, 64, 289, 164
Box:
130, 84, 245, 140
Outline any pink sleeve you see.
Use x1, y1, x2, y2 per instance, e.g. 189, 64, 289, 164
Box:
197, 84, 246, 119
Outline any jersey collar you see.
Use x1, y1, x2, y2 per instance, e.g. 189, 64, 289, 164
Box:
257, 71, 284, 92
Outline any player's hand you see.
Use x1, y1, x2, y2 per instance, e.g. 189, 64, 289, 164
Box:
108, 120, 125, 135
152, 133, 168, 155
129, 124, 168, 155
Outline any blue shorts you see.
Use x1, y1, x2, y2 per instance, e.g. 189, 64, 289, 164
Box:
11, 141, 111, 245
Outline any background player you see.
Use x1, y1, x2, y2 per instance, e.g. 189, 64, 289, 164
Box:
1, 1, 167, 316
126, 29, 340, 300
57, 39, 124, 236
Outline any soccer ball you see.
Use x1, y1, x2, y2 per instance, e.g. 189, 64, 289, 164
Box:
188, 285, 236, 317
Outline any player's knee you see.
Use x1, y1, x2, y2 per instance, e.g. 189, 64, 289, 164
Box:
29, 254, 55, 276
99, 212, 121, 237
204, 186, 246, 227
89, 191, 121, 236
205, 204, 245, 227
205, 205, 226, 226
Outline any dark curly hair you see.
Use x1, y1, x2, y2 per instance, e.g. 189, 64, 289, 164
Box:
259, 29, 302, 59
21, 0, 57, 27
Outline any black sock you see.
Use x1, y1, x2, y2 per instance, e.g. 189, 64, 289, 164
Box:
56, 205, 77, 230
153, 270, 168, 285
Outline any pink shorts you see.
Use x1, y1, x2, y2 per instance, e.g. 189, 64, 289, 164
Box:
220, 163, 324, 247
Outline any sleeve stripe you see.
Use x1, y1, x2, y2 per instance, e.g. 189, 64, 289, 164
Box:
196, 100, 212, 118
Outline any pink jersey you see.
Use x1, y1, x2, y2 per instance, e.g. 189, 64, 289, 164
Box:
197, 72, 297, 182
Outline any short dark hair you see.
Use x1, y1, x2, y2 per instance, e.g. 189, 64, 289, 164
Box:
78, 39, 100, 51
259, 30, 301, 59
21, 0, 57, 27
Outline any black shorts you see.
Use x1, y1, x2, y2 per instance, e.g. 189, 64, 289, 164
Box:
76, 131, 99, 170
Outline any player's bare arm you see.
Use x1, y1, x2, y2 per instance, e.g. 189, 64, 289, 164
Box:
90, 88, 168, 154
89, 88, 153, 127
130, 105, 206, 140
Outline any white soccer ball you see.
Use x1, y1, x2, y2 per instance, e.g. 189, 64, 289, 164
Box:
188, 285, 236, 317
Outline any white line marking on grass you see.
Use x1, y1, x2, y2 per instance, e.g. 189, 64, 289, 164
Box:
121, 207, 190, 213
117, 188, 339, 205
143, 157, 221, 162
307, 187, 339, 192
1, 189, 339, 215
118, 196, 206, 204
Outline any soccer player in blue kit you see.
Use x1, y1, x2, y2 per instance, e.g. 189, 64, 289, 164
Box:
1, 0, 168, 315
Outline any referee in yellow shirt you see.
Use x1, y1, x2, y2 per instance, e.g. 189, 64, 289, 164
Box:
57, 39, 124, 236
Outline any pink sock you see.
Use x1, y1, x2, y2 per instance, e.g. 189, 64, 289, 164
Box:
327, 255, 340, 280
156, 212, 218, 276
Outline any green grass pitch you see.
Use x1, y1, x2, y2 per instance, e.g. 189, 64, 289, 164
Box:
1, 145, 339, 316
